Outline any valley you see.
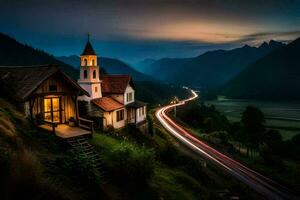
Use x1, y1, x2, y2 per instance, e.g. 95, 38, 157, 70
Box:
208, 99, 300, 140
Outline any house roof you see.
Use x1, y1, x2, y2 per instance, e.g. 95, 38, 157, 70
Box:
100, 74, 135, 94
126, 100, 147, 108
0, 65, 89, 101
92, 97, 124, 112
81, 41, 96, 56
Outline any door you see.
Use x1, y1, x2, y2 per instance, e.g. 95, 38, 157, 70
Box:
44, 97, 61, 123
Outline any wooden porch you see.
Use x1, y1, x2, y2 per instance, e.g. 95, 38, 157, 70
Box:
38, 117, 94, 139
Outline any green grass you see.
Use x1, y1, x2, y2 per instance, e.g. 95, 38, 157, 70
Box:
0, 99, 266, 200
90, 130, 210, 200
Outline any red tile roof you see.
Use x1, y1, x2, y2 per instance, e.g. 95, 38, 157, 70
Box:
92, 97, 124, 112
100, 74, 135, 94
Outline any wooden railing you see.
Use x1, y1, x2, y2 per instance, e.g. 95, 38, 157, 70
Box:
79, 117, 94, 134
43, 120, 58, 134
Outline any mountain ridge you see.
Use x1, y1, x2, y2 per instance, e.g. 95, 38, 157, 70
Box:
0, 33, 79, 79
222, 37, 300, 100
139, 40, 285, 88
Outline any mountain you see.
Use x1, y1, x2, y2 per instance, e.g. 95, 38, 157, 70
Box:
222, 38, 300, 100
0, 33, 78, 79
142, 41, 285, 88
57, 55, 153, 81
133, 58, 157, 72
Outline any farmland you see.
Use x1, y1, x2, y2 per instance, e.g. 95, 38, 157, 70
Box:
208, 99, 300, 140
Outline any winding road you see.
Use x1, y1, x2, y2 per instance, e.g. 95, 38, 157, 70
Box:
155, 88, 298, 200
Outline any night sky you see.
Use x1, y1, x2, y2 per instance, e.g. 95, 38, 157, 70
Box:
1, 0, 300, 63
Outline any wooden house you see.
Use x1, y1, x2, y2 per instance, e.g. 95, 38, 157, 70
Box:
0, 65, 94, 138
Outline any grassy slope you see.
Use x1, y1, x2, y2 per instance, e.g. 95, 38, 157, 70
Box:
0, 98, 262, 199
0, 99, 108, 200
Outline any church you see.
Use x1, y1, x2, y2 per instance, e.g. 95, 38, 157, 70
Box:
77, 38, 148, 132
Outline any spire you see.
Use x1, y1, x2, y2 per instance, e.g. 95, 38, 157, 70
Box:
81, 33, 96, 55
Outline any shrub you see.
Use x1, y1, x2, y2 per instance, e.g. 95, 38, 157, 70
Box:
105, 142, 156, 184
56, 150, 103, 185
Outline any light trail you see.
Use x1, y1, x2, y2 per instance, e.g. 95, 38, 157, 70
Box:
155, 88, 298, 200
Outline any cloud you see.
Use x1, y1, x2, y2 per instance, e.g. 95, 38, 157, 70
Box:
234, 31, 300, 45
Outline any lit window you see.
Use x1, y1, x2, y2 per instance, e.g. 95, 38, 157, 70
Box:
116, 110, 124, 122
95, 87, 98, 92
92, 59, 95, 66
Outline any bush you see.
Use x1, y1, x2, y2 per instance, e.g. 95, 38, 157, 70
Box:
56, 150, 102, 185
105, 142, 156, 184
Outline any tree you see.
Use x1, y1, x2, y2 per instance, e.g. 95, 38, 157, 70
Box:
263, 129, 283, 155
241, 106, 265, 157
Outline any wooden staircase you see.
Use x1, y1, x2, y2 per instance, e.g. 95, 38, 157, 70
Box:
67, 136, 103, 172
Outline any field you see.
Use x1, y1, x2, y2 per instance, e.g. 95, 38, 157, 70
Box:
208, 99, 300, 140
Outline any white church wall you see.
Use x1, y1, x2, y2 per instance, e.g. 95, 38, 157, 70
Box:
136, 106, 146, 123
103, 108, 127, 129
124, 85, 135, 105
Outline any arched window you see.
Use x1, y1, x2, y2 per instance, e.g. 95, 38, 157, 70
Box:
84, 58, 87, 66
92, 59, 95, 66
83, 69, 87, 79
93, 70, 96, 79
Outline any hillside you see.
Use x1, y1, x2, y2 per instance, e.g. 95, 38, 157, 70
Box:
0, 98, 261, 200
140, 41, 284, 88
222, 37, 300, 100
57, 55, 153, 81
0, 33, 78, 79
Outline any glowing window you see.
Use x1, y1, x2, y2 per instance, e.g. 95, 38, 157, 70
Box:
44, 97, 60, 123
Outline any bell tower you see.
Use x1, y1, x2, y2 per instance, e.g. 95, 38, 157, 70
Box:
78, 34, 102, 101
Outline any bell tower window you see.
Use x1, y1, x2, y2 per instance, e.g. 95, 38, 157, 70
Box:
84, 58, 87, 66
92, 59, 95, 66
83, 69, 87, 79
93, 70, 96, 79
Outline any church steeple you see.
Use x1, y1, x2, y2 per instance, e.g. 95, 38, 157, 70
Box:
78, 34, 102, 101
81, 33, 96, 56
80, 34, 98, 66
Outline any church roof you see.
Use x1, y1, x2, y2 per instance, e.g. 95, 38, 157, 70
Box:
81, 41, 96, 56
101, 74, 135, 94
0, 65, 89, 101
92, 97, 124, 112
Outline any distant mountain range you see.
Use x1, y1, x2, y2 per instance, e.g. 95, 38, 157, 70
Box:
0, 33, 152, 81
133, 58, 157, 72
138, 40, 285, 88
222, 37, 300, 100
57, 55, 152, 81
0, 33, 79, 79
